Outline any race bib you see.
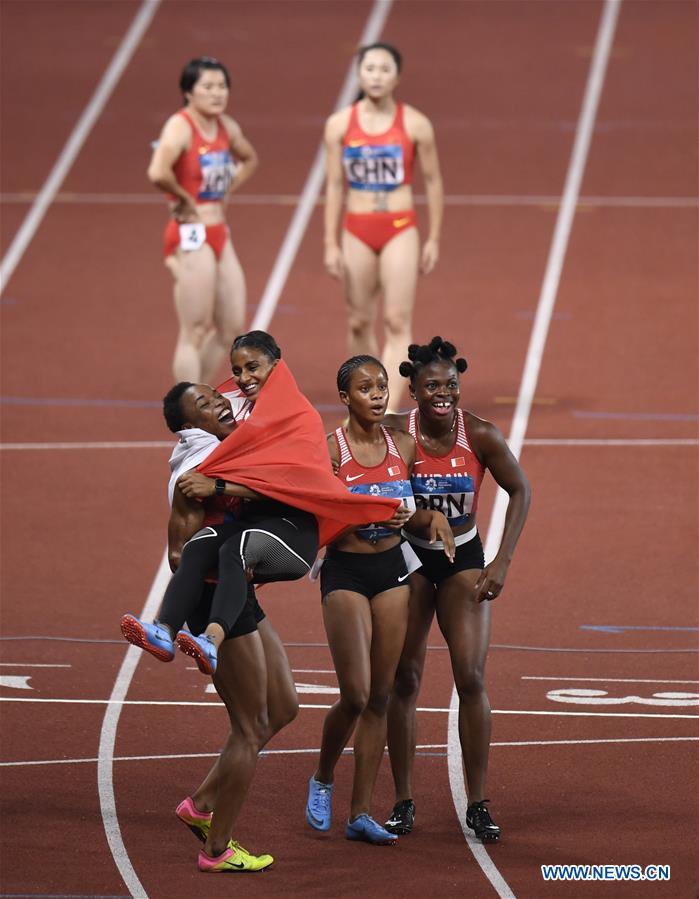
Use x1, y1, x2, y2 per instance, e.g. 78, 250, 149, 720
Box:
411, 474, 475, 526
198, 150, 236, 200
342, 143, 404, 191
179, 223, 206, 251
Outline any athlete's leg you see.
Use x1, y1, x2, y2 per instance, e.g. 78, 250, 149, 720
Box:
434, 569, 492, 803
386, 574, 435, 802
157, 522, 241, 637
258, 616, 299, 735
315, 590, 372, 784
350, 585, 409, 819
202, 632, 270, 858
341, 229, 381, 357
167, 244, 218, 382
200, 240, 246, 382
378, 227, 420, 412
190, 616, 297, 815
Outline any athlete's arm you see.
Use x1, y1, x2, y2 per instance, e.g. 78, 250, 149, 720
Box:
471, 417, 531, 602
147, 115, 199, 222
168, 484, 205, 572
408, 107, 443, 274
176, 470, 266, 501
222, 115, 259, 194
323, 110, 350, 279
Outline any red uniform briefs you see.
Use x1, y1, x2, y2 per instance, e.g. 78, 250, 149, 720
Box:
199, 362, 401, 547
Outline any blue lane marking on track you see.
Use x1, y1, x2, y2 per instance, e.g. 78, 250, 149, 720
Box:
572, 410, 699, 421
581, 625, 699, 634
1, 396, 160, 408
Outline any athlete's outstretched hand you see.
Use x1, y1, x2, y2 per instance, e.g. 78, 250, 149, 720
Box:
177, 471, 215, 499
420, 239, 439, 274
473, 559, 508, 603
324, 245, 345, 280
427, 511, 455, 561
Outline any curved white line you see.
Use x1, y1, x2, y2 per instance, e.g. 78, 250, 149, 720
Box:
447, 3, 622, 896
99, 3, 394, 895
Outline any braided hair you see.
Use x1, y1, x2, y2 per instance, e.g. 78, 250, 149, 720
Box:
336, 355, 387, 393
398, 337, 467, 383
162, 381, 195, 432
230, 330, 282, 361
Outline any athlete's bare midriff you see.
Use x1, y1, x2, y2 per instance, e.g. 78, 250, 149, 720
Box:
345, 183, 414, 214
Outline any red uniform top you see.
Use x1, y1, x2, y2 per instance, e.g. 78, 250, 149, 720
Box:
334, 426, 415, 542
407, 408, 485, 529
172, 109, 235, 203
342, 102, 415, 192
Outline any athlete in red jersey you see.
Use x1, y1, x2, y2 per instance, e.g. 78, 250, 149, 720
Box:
304, 355, 453, 845
383, 337, 530, 842
148, 57, 258, 383
323, 43, 444, 411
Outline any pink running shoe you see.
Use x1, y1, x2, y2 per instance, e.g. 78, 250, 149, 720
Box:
176, 796, 212, 843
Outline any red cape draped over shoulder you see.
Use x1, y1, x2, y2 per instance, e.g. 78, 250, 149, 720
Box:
198, 361, 400, 547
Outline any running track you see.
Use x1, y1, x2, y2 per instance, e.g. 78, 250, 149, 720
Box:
1, 2, 697, 897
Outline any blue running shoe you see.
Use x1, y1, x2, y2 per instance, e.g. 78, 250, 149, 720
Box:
305, 776, 333, 831
176, 630, 218, 676
120, 615, 174, 662
345, 814, 398, 845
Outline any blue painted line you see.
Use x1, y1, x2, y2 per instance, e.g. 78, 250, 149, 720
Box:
581, 625, 699, 634
1, 396, 160, 408
573, 410, 699, 421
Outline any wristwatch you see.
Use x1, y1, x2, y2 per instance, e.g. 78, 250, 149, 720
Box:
214, 479, 226, 496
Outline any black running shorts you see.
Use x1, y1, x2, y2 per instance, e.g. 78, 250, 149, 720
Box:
320, 543, 409, 601
409, 531, 485, 586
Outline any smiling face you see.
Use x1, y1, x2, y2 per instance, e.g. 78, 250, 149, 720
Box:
186, 67, 229, 116
410, 361, 461, 422
180, 384, 236, 439
229, 346, 278, 401
357, 48, 400, 101
340, 361, 389, 422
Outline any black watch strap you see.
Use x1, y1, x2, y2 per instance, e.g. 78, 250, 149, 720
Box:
214, 479, 226, 496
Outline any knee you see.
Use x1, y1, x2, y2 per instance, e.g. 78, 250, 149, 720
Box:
269, 694, 299, 735
347, 309, 373, 338
383, 310, 410, 340
365, 688, 391, 718
236, 710, 271, 751
339, 685, 369, 719
393, 662, 422, 701
454, 667, 486, 702
180, 320, 209, 347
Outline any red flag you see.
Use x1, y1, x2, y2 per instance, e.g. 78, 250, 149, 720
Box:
200, 361, 400, 546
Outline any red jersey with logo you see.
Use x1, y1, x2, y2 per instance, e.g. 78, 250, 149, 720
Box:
334, 426, 415, 541
172, 109, 235, 203
342, 103, 415, 192
408, 409, 485, 527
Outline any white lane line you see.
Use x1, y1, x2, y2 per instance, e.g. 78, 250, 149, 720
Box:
4, 437, 696, 451
2, 191, 696, 208
5, 697, 697, 718
4, 736, 696, 769
0, 442, 173, 450
447, 3, 622, 896
95, 4, 394, 895
0, 663, 71, 668
523, 676, 699, 685
0, 0, 161, 294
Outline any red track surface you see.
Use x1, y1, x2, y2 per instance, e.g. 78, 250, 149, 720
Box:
1, 2, 697, 897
